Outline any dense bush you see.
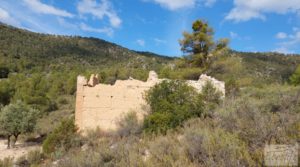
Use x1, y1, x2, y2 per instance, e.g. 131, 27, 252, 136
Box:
183, 121, 254, 166
0, 66, 9, 78
143, 80, 204, 134
290, 65, 300, 85
42, 118, 80, 155
200, 81, 223, 117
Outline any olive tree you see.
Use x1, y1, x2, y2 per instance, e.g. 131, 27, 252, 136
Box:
0, 101, 40, 148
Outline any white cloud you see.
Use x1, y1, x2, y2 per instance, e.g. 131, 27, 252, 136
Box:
23, 0, 73, 18
0, 8, 20, 26
57, 18, 77, 29
145, 0, 196, 10
274, 28, 300, 54
276, 32, 287, 39
230, 31, 238, 39
154, 38, 167, 45
143, 0, 217, 10
80, 23, 113, 36
77, 0, 121, 28
203, 0, 216, 7
273, 47, 294, 54
136, 39, 145, 47
226, 0, 300, 22
229, 31, 251, 40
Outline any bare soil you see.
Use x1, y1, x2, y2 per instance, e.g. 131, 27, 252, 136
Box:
0, 139, 41, 161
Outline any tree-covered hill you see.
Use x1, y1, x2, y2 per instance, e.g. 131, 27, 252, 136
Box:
0, 23, 173, 133
0, 23, 172, 77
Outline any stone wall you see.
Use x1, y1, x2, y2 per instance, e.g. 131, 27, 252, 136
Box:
75, 71, 225, 132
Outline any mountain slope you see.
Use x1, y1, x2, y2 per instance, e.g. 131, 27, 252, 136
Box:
0, 23, 172, 76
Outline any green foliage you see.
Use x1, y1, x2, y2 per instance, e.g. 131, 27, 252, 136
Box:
39, 84, 300, 167
0, 101, 40, 148
144, 80, 204, 134
200, 81, 223, 117
179, 19, 228, 68
0, 80, 14, 106
0, 24, 172, 130
116, 111, 142, 137
27, 149, 44, 165
180, 19, 214, 56
290, 65, 300, 85
183, 120, 254, 166
0, 66, 9, 78
42, 118, 80, 155
207, 52, 300, 86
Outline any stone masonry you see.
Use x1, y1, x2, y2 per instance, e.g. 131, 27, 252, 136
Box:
75, 71, 225, 132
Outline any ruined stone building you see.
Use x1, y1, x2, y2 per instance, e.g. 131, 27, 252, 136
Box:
75, 71, 225, 132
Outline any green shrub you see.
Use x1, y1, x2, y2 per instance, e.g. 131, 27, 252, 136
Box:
0, 66, 9, 78
290, 65, 300, 85
200, 81, 223, 117
147, 135, 192, 166
143, 80, 204, 134
42, 118, 80, 155
183, 125, 254, 166
57, 97, 68, 105
116, 111, 142, 137
27, 149, 44, 165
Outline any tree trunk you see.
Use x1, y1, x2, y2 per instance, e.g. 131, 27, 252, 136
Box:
13, 133, 19, 148
7, 135, 11, 149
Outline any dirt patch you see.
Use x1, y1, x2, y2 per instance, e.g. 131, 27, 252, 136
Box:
0, 139, 41, 161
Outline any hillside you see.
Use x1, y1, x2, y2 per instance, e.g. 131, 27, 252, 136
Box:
0, 24, 174, 134
208, 51, 300, 86
0, 22, 300, 167
0, 23, 171, 78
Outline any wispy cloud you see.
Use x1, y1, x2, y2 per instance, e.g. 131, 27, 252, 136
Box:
229, 31, 238, 39
274, 28, 300, 54
151, 0, 196, 10
0, 8, 20, 26
229, 31, 251, 40
275, 32, 287, 39
143, 0, 217, 10
136, 39, 145, 47
273, 47, 294, 54
80, 23, 113, 36
153, 38, 167, 45
77, 0, 122, 28
226, 0, 300, 22
23, 0, 74, 18
203, 0, 216, 7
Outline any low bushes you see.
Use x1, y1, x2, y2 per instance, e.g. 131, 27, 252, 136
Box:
42, 118, 81, 156
116, 111, 142, 137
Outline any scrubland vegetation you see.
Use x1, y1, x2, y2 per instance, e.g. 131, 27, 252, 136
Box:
0, 20, 300, 166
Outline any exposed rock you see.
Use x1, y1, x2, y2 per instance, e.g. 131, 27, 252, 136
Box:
147, 71, 158, 82
87, 74, 99, 87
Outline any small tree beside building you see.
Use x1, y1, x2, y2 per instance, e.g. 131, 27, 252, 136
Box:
0, 101, 40, 148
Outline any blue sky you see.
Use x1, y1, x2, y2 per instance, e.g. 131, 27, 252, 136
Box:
0, 0, 300, 56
